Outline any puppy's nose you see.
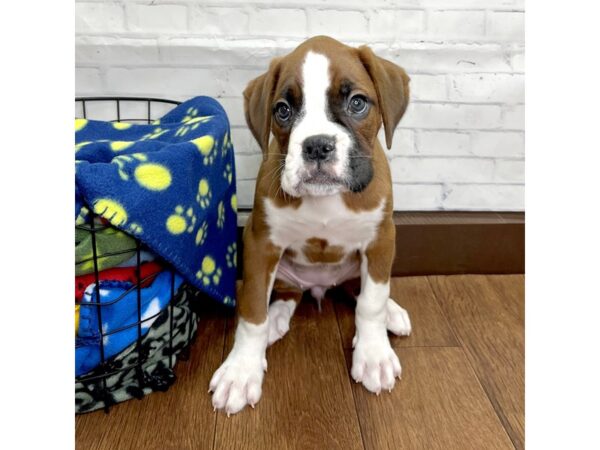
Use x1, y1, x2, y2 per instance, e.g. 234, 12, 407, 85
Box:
302, 134, 335, 162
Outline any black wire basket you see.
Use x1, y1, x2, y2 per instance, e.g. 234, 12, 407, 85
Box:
75, 97, 199, 414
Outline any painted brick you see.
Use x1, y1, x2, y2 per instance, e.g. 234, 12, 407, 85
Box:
401, 103, 503, 129
427, 10, 485, 38
449, 74, 524, 103
502, 104, 525, 130
390, 157, 494, 183
75, 67, 103, 94
249, 9, 307, 37
471, 132, 524, 157
236, 179, 257, 208
75, 3, 125, 33
410, 74, 448, 101
309, 10, 368, 38
393, 184, 444, 210
190, 7, 249, 35
105, 68, 223, 97
369, 9, 424, 37
380, 43, 513, 74
494, 160, 524, 183
126, 4, 187, 33
235, 153, 262, 180
418, 131, 471, 155
487, 11, 525, 40
442, 184, 524, 210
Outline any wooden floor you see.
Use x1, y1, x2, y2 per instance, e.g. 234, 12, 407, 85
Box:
76, 275, 524, 450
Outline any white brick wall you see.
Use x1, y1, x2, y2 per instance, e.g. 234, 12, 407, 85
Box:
75, 0, 525, 211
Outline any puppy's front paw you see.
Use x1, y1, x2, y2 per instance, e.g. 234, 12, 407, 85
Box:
351, 337, 401, 394
386, 298, 412, 336
209, 354, 266, 415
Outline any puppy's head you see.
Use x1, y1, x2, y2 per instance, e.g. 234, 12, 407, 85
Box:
244, 36, 410, 197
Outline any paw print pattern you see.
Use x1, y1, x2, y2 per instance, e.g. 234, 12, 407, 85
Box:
226, 242, 237, 268
141, 127, 168, 141
196, 178, 212, 208
93, 198, 128, 227
222, 132, 233, 158
128, 222, 143, 235
195, 221, 208, 246
196, 256, 222, 287
223, 296, 234, 306
76, 206, 90, 226
192, 135, 217, 165
113, 153, 148, 181
166, 205, 197, 235
175, 107, 213, 137
217, 201, 225, 228
223, 163, 233, 185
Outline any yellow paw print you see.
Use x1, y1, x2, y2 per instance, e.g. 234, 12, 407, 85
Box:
222, 132, 233, 158
113, 153, 148, 181
166, 205, 197, 235
196, 178, 212, 208
230, 193, 237, 212
226, 242, 237, 268
223, 163, 233, 184
175, 108, 213, 137
128, 222, 143, 235
196, 256, 222, 286
141, 127, 168, 140
75, 118, 88, 132
195, 221, 208, 246
75, 141, 91, 153
192, 135, 217, 165
217, 201, 225, 228
223, 296, 234, 306
93, 198, 128, 227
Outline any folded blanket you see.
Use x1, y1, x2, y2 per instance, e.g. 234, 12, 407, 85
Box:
75, 97, 237, 306
75, 270, 183, 376
75, 284, 199, 414
75, 261, 163, 302
76, 226, 137, 276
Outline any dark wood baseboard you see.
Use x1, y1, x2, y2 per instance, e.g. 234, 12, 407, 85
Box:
391, 212, 524, 275
236, 211, 524, 277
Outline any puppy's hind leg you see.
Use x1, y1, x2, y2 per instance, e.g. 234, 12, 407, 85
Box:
268, 279, 302, 346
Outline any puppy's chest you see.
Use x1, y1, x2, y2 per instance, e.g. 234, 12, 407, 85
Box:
264, 196, 384, 264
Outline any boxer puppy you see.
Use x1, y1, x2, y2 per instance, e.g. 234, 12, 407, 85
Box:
210, 36, 412, 415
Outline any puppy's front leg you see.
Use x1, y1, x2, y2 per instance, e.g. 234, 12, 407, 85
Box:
210, 225, 281, 414
351, 218, 402, 394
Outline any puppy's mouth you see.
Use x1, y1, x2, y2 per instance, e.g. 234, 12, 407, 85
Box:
301, 167, 345, 186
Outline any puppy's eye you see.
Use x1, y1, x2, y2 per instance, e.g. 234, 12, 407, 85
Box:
348, 95, 368, 115
274, 101, 291, 123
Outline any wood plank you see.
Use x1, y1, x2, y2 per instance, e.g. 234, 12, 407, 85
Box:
348, 347, 514, 450
213, 298, 364, 450
333, 276, 459, 349
75, 300, 230, 450
428, 275, 524, 450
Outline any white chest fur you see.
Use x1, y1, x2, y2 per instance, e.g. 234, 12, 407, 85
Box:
264, 195, 385, 255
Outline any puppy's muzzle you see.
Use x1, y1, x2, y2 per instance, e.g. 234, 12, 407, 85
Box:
302, 134, 336, 163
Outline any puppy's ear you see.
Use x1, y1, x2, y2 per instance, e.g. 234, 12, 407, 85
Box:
243, 57, 282, 160
358, 46, 410, 150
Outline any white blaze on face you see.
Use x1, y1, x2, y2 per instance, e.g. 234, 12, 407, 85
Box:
281, 51, 353, 197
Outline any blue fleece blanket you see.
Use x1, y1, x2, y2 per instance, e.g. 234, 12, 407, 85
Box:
75, 97, 237, 307
76, 270, 183, 376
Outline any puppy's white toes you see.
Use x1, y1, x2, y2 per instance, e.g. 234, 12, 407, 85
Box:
386, 299, 412, 336
352, 336, 402, 394
267, 300, 296, 346
210, 356, 265, 414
